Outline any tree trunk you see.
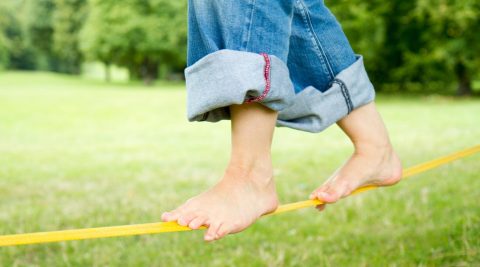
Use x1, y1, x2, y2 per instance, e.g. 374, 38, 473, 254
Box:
455, 61, 472, 96
141, 58, 158, 86
105, 61, 111, 82
128, 65, 141, 81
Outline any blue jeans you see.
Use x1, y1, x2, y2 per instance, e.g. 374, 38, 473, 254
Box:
185, 0, 375, 133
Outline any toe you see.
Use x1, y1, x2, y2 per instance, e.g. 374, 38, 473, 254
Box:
310, 184, 329, 200
161, 212, 170, 221
161, 210, 180, 222
315, 178, 354, 203
310, 184, 337, 203
204, 222, 221, 242
215, 224, 230, 240
177, 213, 197, 227
188, 216, 207, 230
316, 189, 340, 203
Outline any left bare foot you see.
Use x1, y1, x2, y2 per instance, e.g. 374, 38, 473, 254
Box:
161, 163, 278, 241
162, 102, 279, 241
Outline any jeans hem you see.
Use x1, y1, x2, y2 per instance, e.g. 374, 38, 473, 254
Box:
185, 50, 374, 133
185, 49, 295, 122
277, 55, 375, 133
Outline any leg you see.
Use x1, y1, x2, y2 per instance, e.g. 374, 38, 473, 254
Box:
283, 0, 402, 201
162, 103, 279, 241
170, 0, 297, 242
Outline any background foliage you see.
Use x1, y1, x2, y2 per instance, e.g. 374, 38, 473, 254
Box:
0, 0, 478, 93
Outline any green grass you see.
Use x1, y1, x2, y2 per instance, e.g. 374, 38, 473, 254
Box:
0, 71, 479, 266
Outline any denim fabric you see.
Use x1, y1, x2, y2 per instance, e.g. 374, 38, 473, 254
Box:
185, 0, 375, 133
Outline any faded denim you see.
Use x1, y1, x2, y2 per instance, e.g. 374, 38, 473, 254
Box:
185, 0, 375, 133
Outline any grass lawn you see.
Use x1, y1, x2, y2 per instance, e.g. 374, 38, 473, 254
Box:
0, 71, 479, 266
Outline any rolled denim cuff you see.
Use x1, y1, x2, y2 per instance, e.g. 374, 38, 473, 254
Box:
185, 49, 295, 122
277, 56, 375, 133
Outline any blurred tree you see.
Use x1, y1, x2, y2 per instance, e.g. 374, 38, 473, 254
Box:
0, 6, 11, 69
1, 0, 477, 90
0, 36, 8, 70
328, 0, 388, 86
24, 0, 85, 73
0, 1, 37, 70
52, 0, 88, 74
24, 0, 59, 70
81, 0, 187, 84
329, 0, 431, 91
80, 1, 125, 82
329, 0, 479, 94
412, 0, 480, 95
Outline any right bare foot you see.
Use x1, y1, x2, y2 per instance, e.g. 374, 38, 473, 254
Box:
310, 144, 402, 203
310, 102, 402, 204
161, 163, 278, 241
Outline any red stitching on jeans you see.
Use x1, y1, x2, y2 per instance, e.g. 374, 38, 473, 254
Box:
245, 53, 271, 103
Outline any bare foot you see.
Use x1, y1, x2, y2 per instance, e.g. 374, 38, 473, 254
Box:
162, 102, 279, 241
310, 143, 402, 203
311, 102, 402, 204
161, 163, 278, 241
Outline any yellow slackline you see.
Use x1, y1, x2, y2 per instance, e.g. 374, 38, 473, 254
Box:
1, 145, 479, 247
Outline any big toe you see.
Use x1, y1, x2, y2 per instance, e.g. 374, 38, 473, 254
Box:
316, 190, 340, 203
313, 184, 345, 203
161, 211, 180, 222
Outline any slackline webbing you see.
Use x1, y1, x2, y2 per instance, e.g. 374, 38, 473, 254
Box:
0, 145, 479, 247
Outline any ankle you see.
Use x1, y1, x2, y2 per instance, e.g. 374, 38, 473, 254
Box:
225, 156, 274, 185
229, 150, 272, 169
353, 141, 394, 158
227, 158, 273, 176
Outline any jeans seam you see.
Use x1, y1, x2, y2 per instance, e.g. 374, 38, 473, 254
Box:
245, 53, 271, 103
331, 79, 353, 114
241, 0, 257, 51
296, 0, 335, 80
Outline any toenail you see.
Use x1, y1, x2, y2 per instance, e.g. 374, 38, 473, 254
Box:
318, 192, 330, 199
